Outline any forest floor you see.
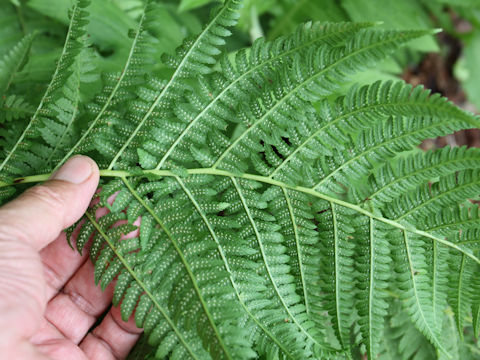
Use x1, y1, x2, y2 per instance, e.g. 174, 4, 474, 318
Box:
403, 16, 480, 149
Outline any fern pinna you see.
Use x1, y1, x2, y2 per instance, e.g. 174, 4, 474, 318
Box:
1, 0, 480, 359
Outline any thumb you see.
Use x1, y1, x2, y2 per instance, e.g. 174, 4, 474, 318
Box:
0, 156, 99, 250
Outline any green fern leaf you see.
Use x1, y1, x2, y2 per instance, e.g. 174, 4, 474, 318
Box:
0, 0, 91, 180
0, 94, 35, 122
380, 301, 436, 360
2, 2, 480, 359
0, 32, 35, 98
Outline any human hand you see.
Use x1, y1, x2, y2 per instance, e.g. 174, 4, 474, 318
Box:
0, 156, 143, 360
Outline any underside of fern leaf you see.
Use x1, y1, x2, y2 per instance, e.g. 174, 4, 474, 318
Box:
2, 0, 480, 359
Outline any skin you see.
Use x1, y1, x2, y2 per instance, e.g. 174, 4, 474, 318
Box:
0, 156, 143, 360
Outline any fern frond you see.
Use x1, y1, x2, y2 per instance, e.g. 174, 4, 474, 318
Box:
0, 32, 35, 98
134, 29, 435, 180
471, 270, 480, 338
0, 0, 90, 179
209, 29, 435, 173
447, 247, 478, 339
3, 4, 480, 358
360, 146, 480, 208
354, 217, 391, 359
145, 21, 374, 170
90, 0, 243, 171
92, 175, 259, 360
316, 202, 356, 350
84, 210, 212, 360
383, 169, 480, 223
40, 49, 96, 166
312, 115, 471, 195
380, 301, 436, 360
0, 94, 35, 122
391, 230, 446, 352
57, 0, 155, 168
265, 81, 478, 189
423, 203, 480, 237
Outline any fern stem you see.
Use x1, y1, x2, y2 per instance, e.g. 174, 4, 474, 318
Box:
84, 211, 200, 359
3, 167, 479, 265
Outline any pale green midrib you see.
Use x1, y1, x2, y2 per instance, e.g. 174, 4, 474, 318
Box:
0, 2, 82, 173
396, 176, 480, 221
108, 1, 233, 171
211, 31, 424, 169
84, 211, 199, 360
154, 23, 367, 170
232, 177, 324, 348
402, 231, 448, 356
176, 176, 297, 358
313, 120, 454, 190
269, 101, 470, 179
282, 187, 309, 314
56, 9, 147, 172
121, 176, 234, 360
3, 167, 479, 264
368, 153, 480, 204
331, 203, 345, 348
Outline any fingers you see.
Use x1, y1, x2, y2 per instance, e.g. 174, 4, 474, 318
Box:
35, 339, 88, 360
79, 307, 143, 360
43, 260, 114, 344
0, 156, 99, 250
40, 231, 90, 301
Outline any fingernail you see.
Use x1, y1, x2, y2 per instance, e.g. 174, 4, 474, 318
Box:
51, 156, 94, 184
